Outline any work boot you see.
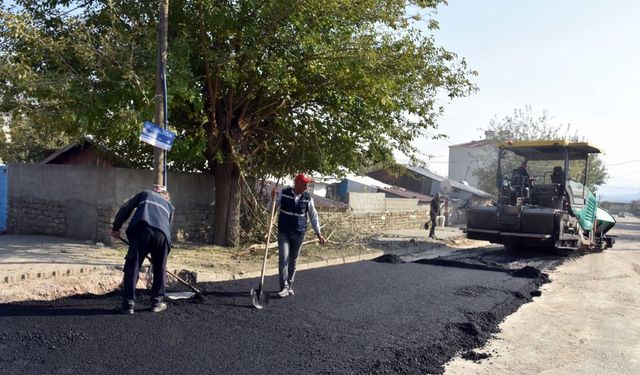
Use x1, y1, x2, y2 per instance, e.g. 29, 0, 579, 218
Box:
151, 300, 167, 313
277, 288, 290, 298
118, 300, 134, 315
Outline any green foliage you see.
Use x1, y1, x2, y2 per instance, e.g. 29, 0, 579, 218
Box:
473, 106, 608, 195
0, 114, 71, 163
0, 0, 477, 176
1, 0, 478, 245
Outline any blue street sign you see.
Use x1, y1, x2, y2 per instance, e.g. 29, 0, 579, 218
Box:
139, 121, 176, 151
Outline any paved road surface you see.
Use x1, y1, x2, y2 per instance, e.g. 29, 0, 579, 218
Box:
0, 252, 546, 374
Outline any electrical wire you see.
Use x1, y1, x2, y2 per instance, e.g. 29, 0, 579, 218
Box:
607, 158, 640, 167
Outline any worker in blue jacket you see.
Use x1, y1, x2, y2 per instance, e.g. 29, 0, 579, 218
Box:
111, 184, 174, 314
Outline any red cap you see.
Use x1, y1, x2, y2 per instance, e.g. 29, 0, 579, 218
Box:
294, 173, 314, 184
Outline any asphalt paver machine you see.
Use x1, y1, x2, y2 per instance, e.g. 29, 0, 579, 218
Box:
465, 140, 616, 252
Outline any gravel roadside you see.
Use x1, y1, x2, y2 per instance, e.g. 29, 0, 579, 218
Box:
444, 215, 640, 374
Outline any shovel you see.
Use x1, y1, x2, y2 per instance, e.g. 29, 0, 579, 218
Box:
251, 184, 280, 309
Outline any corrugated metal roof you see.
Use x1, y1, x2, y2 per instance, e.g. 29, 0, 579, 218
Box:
402, 164, 492, 198
446, 180, 493, 198
402, 164, 446, 182
343, 174, 393, 189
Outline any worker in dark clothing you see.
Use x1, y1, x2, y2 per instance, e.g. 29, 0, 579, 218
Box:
429, 192, 441, 239
511, 160, 532, 188
551, 166, 564, 184
111, 184, 174, 314
270, 173, 326, 298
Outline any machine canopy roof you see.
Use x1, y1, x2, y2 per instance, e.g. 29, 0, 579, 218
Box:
498, 140, 604, 161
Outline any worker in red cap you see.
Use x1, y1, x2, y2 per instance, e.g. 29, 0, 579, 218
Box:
270, 173, 326, 298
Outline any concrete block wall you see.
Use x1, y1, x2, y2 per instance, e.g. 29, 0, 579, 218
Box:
7, 163, 215, 244
384, 198, 420, 212
348, 192, 386, 212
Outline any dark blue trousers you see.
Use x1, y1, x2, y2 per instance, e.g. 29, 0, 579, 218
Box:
122, 223, 170, 303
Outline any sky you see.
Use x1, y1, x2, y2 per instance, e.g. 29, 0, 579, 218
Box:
410, 0, 640, 200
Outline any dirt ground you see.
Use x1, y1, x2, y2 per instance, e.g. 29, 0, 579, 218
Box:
0, 268, 123, 304
444, 215, 640, 374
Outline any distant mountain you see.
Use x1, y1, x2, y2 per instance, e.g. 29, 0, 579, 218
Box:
599, 192, 640, 203
596, 185, 640, 203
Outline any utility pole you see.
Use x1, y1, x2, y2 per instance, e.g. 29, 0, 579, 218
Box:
153, 0, 169, 186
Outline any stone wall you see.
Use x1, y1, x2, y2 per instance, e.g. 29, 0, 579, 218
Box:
7, 164, 215, 244
7, 163, 430, 245
92, 205, 215, 245
348, 192, 423, 213
172, 207, 215, 243
7, 197, 67, 236
322, 209, 428, 234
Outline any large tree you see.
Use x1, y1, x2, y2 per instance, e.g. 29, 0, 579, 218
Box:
0, 0, 477, 246
0, 114, 71, 163
473, 106, 608, 195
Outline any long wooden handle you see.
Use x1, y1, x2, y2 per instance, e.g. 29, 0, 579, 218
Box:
259, 191, 279, 286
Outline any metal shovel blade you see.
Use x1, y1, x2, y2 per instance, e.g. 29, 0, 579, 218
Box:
250, 288, 270, 309
165, 291, 196, 300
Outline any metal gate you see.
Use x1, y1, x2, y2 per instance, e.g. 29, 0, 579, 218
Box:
0, 165, 6, 232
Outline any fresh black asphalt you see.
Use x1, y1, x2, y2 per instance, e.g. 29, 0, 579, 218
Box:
0, 253, 554, 374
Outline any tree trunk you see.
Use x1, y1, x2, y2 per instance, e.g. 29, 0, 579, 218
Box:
212, 161, 241, 247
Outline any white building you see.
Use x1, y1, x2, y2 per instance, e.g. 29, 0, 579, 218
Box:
448, 132, 498, 188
